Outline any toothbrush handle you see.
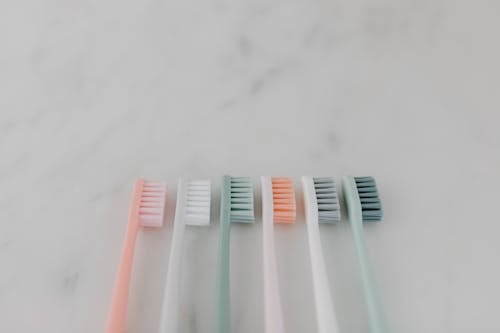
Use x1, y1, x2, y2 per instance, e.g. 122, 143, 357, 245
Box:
261, 177, 285, 333
159, 216, 185, 333
215, 214, 231, 333
306, 216, 340, 333
350, 216, 390, 333
105, 219, 139, 333
262, 215, 285, 333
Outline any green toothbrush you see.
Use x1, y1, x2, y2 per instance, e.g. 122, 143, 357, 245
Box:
216, 176, 255, 333
342, 176, 389, 333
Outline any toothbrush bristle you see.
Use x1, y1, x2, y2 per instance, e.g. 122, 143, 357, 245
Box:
138, 180, 166, 227
272, 177, 296, 223
184, 179, 211, 226
229, 177, 255, 223
313, 177, 340, 223
355, 177, 383, 222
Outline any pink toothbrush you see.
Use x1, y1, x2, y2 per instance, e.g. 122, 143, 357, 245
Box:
105, 179, 166, 333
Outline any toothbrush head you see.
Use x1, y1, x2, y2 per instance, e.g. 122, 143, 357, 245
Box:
222, 176, 255, 223
355, 177, 383, 222
130, 179, 167, 228
272, 177, 296, 223
342, 176, 383, 222
183, 179, 211, 226
313, 177, 341, 223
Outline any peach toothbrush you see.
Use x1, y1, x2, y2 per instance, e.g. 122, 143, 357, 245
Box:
105, 179, 167, 333
260, 177, 296, 333
159, 179, 211, 333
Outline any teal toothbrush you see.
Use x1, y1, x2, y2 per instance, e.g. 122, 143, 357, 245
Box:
342, 176, 389, 333
216, 176, 255, 333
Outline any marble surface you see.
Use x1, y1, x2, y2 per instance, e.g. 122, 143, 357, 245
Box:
1, 0, 500, 332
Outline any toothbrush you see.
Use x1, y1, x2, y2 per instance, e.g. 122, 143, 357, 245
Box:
302, 176, 341, 333
106, 179, 166, 333
159, 179, 211, 333
342, 176, 388, 333
216, 176, 255, 333
260, 176, 296, 333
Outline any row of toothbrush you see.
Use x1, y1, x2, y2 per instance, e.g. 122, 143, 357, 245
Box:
105, 176, 388, 333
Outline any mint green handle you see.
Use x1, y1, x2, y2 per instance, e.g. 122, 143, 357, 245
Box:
342, 176, 390, 333
216, 176, 231, 333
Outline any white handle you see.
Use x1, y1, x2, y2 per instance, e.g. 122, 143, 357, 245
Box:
159, 179, 186, 333
261, 176, 285, 333
302, 176, 341, 333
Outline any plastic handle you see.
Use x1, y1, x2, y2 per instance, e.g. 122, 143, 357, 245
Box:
216, 176, 231, 333
261, 176, 285, 333
159, 179, 186, 333
105, 218, 139, 333
105, 180, 144, 333
343, 176, 390, 333
301, 177, 340, 333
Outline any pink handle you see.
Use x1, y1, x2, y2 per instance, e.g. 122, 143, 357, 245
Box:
105, 180, 143, 333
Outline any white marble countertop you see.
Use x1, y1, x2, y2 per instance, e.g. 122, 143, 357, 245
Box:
1, 1, 499, 332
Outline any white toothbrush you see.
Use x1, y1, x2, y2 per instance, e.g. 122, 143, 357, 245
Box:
159, 179, 211, 333
302, 176, 341, 333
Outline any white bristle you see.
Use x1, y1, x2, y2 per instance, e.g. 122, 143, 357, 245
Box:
139, 180, 166, 227
184, 180, 211, 226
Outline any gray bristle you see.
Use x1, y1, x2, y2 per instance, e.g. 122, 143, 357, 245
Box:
313, 177, 340, 223
354, 177, 383, 222
230, 177, 254, 223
